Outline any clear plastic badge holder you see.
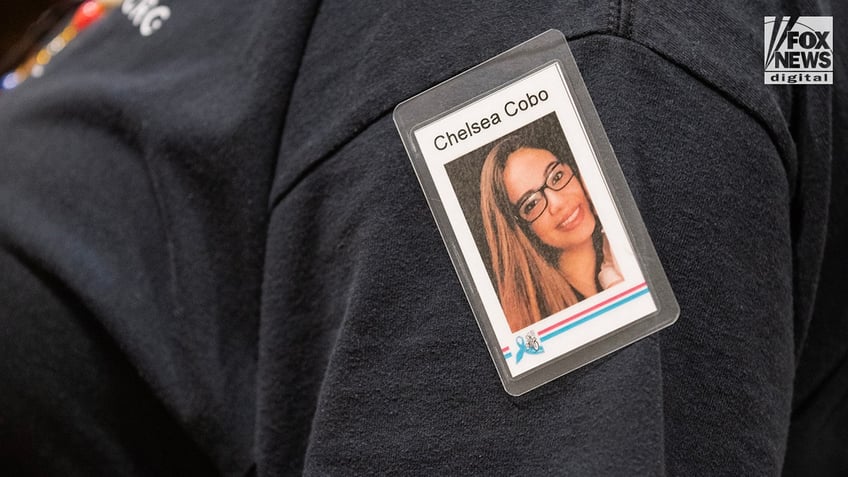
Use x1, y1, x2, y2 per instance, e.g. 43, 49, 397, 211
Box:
393, 30, 679, 396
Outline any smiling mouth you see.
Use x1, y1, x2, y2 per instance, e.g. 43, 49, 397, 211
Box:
557, 205, 583, 231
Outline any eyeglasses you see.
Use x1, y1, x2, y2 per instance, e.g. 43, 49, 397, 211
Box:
514, 162, 576, 223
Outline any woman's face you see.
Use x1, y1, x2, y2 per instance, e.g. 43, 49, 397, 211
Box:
503, 147, 596, 252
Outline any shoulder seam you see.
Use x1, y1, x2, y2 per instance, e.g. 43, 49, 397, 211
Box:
609, 0, 634, 37
269, 30, 794, 212
580, 32, 794, 193
603, 0, 794, 195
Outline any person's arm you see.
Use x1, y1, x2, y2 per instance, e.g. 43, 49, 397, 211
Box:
258, 26, 797, 475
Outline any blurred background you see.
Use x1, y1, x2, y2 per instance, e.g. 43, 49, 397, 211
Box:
0, 0, 82, 76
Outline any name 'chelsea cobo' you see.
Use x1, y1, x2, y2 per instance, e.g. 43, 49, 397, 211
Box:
432, 89, 549, 151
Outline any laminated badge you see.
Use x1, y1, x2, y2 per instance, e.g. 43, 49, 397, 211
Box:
394, 30, 679, 395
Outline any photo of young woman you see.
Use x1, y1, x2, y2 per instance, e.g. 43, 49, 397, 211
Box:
446, 113, 623, 333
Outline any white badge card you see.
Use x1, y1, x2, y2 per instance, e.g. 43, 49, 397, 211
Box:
394, 30, 678, 396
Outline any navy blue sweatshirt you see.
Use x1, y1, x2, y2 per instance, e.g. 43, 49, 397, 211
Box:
0, 1, 844, 475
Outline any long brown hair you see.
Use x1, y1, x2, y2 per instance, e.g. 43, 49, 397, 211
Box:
480, 135, 588, 331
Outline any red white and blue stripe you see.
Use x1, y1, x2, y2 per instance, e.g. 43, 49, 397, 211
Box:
501, 282, 650, 360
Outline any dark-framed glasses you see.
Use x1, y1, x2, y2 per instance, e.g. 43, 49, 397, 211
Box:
514, 162, 575, 223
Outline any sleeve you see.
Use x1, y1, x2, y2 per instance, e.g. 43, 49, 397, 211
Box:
256, 31, 795, 475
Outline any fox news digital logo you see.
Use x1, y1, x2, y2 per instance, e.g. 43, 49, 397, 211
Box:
764, 16, 833, 84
